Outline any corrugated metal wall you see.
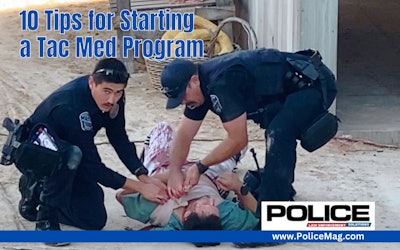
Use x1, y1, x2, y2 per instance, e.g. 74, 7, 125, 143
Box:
248, 0, 338, 111
299, 0, 338, 73
249, 0, 301, 52
249, 0, 337, 70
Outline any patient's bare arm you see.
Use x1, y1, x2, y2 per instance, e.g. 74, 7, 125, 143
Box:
216, 172, 257, 213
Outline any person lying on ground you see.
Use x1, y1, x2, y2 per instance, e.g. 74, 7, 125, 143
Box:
116, 121, 259, 231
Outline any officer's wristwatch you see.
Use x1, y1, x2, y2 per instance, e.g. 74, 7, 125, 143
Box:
196, 161, 208, 174
240, 184, 250, 196
134, 165, 149, 178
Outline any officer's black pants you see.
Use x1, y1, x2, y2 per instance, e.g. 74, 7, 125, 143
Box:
256, 87, 325, 217
41, 163, 107, 230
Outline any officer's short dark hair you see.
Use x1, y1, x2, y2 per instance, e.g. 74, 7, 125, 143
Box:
92, 58, 130, 84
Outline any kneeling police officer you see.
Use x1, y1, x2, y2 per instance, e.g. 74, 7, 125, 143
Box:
1, 58, 168, 232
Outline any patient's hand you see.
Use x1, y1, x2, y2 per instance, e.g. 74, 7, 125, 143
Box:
216, 172, 243, 194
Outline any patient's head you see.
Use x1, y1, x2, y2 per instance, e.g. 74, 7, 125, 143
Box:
186, 196, 219, 218
183, 213, 222, 230
183, 196, 222, 230
184, 213, 222, 247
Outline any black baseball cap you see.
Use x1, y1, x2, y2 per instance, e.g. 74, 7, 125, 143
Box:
161, 59, 197, 109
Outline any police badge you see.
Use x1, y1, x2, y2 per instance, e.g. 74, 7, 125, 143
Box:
79, 111, 93, 131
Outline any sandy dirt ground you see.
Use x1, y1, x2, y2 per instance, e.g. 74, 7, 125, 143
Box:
0, 1, 399, 249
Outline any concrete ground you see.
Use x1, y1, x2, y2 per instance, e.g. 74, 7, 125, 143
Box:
336, 0, 400, 146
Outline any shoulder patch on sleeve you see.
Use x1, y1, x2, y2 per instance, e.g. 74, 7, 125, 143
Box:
79, 111, 93, 131
210, 94, 223, 114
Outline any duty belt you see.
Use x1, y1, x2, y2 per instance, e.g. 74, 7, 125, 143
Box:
284, 49, 322, 93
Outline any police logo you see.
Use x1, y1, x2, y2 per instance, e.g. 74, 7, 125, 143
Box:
79, 111, 93, 131
210, 94, 223, 114
109, 103, 119, 119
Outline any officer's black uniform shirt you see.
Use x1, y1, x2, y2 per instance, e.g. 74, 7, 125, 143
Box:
28, 76, 141, 189
184, 48, 290, 123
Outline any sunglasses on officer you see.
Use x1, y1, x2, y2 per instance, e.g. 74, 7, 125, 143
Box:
94, 68, 130, 83
160, 69, 194, 98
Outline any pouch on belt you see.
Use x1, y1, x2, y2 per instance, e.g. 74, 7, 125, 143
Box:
1, 119, 82, 180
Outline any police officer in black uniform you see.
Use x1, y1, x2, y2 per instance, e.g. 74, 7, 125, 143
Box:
160, 48, 337, 245
18, 58, 168, 232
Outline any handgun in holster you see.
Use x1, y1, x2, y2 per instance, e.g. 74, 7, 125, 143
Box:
1, 117, 24, 166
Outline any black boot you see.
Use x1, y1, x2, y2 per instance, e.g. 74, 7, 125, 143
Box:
35, 204, 60, 231
36, 204, 70, 247
232, 222, 285, 248
18, 174, 42, 221
192, 242, 220, 248
233, 242, 285, 248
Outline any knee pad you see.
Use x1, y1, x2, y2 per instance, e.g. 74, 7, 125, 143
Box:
300, 112, 339, 152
